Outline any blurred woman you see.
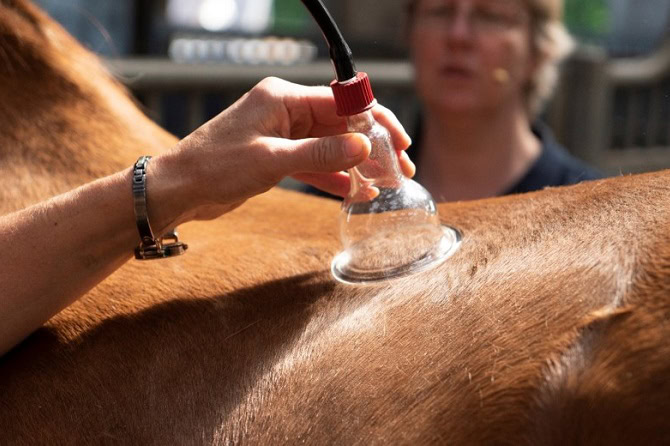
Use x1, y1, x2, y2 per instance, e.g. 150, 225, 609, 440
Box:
407, 0, 602, 201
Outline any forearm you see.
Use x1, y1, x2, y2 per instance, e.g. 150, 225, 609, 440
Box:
0, 155, 187, 356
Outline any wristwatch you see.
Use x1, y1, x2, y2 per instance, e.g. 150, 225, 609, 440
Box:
132, 156, 188, 260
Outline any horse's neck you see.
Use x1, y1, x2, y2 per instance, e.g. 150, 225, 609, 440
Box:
0, 0, 176, 213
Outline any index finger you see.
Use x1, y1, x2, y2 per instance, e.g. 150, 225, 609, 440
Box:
279, 82, 346, 137
280, 81, 413, 150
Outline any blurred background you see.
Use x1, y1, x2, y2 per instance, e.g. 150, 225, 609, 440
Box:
35, 0, 670, 176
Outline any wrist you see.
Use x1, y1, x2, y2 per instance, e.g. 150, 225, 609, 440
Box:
142, 152, 197, 236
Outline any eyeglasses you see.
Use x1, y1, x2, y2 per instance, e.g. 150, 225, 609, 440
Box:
412, 0, 529, 34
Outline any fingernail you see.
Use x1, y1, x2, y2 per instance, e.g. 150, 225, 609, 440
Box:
345, 136, 364, 157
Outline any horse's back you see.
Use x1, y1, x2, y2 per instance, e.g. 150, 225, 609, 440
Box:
4, 174, 670, 444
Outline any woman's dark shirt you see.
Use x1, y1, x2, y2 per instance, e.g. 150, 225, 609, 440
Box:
492, 123, 603, 195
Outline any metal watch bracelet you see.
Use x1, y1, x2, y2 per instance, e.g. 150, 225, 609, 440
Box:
132, 156, 188, 260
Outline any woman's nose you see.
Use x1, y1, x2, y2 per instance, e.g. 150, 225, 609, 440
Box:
446, 8, 476, 44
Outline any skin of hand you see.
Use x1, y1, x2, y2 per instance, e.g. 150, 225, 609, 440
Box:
148, 77, 415, 230
0, 77, 413, 357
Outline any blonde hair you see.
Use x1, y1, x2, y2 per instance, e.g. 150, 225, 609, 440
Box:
407, 0, 575, 117
524, 0, 574, 116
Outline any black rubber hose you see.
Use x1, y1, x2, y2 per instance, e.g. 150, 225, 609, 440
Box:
300, 0, 357, 81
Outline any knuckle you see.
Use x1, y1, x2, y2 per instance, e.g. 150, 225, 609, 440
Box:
254, 77, 284, 95
245, 80, 284, 134
249, 78, 276, 102
311, 138, 334, 170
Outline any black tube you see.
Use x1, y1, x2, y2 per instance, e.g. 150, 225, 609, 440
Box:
300, 0, 356, 81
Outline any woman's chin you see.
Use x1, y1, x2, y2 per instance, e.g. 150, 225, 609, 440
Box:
429, 96, 484, 115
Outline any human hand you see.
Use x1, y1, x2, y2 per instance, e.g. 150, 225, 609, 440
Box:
153, 77, 414, 226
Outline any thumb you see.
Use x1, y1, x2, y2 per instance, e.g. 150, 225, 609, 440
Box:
274, 133, 371, 175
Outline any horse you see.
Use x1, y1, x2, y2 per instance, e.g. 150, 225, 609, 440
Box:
2, 1, 670, 444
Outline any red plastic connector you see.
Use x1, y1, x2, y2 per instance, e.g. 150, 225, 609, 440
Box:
330, 72, 376, 116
